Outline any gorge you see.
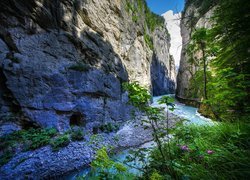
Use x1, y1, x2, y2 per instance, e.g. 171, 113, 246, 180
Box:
0, 0, 249, 179
0, 0, 176, 178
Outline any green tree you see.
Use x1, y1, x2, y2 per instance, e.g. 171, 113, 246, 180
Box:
123, 82, 176, 177
187, 28, 212, 100
207, 0, 250, 120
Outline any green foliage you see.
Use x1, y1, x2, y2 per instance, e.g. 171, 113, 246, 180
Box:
122, 82, 249, 179
0, 128, 57, 166
88, 134, 104, 148
148, 123, 250, 179
205, 0, 250, 120
132, 15, 138, 22
0, 128, 57, 151
123, 82, 151, 109
187, 28, 214, 100
144, 7, 164, 32
124, 83, 177, 177
125, 0, 166, 51
184, 0, 217, 16
99, 123, 119, 133
144, 33, 154, 50
186, 0, 250, 120
69, 62, 90, 72
125, 0, 164, 32
50, 134, 70, 151
149, 171, 164, 180
89, 147, 131, 179
188, 70, 212, 99
125, 1, 136, 13
185, 0, 250, 120
157, 96, 175, 111
71, 129, 84, 141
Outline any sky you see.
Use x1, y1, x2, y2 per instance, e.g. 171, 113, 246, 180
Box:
146, 0, 184, 68
146, 0, 185, 15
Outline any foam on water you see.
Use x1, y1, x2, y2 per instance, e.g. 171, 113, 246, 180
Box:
152, 94, 214, 125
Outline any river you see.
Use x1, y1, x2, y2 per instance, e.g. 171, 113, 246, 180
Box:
67, 95, 214, 179
152, 95, 214, 125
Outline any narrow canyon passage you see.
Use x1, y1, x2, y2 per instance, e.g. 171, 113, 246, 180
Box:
0, 0, 249, 179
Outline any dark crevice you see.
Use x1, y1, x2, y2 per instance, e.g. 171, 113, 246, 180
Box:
0, 69, 21, 114
82, 91, 111, 99
70, 112, 86, 127
21, 120, 40, 130
0, 29, 19, 53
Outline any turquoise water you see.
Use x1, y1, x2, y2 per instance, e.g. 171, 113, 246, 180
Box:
152, 94, 214, 125
67, 95, 213, 179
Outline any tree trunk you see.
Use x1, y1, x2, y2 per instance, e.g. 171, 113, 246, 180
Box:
201, 43, 207, 100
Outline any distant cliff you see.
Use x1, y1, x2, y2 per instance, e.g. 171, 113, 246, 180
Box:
0, 0, 175, 135
176, 0, 216, 105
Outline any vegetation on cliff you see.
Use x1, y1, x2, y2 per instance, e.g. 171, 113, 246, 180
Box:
186, 0, 250, 121
126, 0, 165, 50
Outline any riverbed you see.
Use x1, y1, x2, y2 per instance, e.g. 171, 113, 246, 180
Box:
67, 95, 214, 179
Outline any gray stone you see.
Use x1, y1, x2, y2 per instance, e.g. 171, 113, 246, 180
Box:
176, 4, 215, 102
0, 0, 177, 178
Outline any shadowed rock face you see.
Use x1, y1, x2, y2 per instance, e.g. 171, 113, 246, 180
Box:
0, 0, 175, 133
151, 27, 176, 96
0, 0, 176, 177
0, 0, 131, 133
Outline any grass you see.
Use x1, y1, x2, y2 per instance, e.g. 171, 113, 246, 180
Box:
0, 127, 87, 166
0, 128, 57, 151
0, 128, 57, 166
148, 122, 250, 179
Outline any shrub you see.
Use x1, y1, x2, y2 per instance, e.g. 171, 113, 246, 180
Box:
89, 147, 129, 179
50, 134, 70, 151
0, 128, 57, 166
71, 129, 84, 141
122, 81, 151, 109
125, 0, 164, 32
0, 128, 57, 151
148, 123, 250, 179
99, 123, 119, 133
144, 33, 154, 50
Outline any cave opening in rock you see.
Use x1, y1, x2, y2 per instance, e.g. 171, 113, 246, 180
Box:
21, 120, 40, 130
70, 112, 85, 127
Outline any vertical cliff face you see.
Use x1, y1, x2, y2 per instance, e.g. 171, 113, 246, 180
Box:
0, 0, 175, 134
176, 1, 215, 104
151, 27, 176, 95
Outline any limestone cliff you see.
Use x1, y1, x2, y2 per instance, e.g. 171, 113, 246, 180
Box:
176, 0, 215, 105
0, 0, 175, 135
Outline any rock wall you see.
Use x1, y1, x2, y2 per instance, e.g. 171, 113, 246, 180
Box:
176, 2, 214, 104
0, 0, 175, 134
151, 27, 175, 95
